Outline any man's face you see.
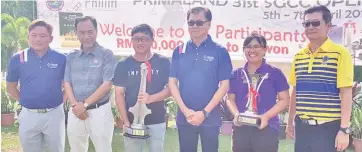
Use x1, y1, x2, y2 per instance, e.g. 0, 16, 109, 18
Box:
76, 19, 97, 48
131, 32, 153, 54
28, 26, 53, 51
303, 12, 331, 40
187, 12, 210, 39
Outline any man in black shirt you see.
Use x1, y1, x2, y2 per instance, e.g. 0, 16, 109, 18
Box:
113, 24, 171, 152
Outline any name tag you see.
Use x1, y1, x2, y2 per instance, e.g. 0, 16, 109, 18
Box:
47, 63, 58, 69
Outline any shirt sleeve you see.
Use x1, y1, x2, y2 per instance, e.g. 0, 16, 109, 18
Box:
102, 50, 118, 81
169, 48, 179, 78
337, 49, 354, 88
228, 69, 238, 93
113, 60, 128, 87
288, 58, 297, 87
218, 49, 233, 81
274, 68, 290, 92
64, 54, 72, 82
6, 54, 20, 82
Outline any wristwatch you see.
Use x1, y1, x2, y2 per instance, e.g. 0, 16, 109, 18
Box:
202, 109, 210, 118
83, 102, 89, 108
340, 127, 352, 135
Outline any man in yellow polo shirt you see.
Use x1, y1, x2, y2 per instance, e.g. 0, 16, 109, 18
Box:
287, 5, 354, 152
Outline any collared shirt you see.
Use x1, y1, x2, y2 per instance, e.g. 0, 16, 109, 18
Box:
229, 59, 289, 130
64, 43, 117, 104
6, 48, 66, 109
289, 38, 354, 122
169, 35, 233, 127
113, 53, 170, 125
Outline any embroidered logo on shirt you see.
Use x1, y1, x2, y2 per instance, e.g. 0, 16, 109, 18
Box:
322, 56, 329, 65
47, 63, 58, 69
203, 55, 214, 62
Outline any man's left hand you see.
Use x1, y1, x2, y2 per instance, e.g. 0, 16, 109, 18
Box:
335, 130, 349, 151
138, 92, 153, 104
258, 115, 270, 130
189, 111, 205, 126
72, 102, 86, 116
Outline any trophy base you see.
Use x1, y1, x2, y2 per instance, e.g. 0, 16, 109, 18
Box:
237, 111, 261, 127
123, 124, 150, 139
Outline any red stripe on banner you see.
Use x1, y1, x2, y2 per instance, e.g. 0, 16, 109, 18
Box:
19, 51, 24, 63
145, 61, 152, 82
249, 87, 259, 112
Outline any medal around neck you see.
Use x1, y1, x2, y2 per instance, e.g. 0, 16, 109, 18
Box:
236, 70, 269, 127
124, 63, 152, 139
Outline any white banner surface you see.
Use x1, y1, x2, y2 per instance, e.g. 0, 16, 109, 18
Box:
37, 0, 362, 64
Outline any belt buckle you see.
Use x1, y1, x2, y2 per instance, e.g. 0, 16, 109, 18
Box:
37, 109, 47, 113
307, 119, 318, 125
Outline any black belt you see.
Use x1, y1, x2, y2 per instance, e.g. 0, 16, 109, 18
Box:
86, 99, 109, 110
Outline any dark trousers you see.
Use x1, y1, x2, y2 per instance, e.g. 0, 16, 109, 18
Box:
177, 125, 219, 152
232, 125, 279, 152
295, 116, 342, 152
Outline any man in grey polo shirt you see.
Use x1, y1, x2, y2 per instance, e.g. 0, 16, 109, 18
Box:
63, 16, 117, 152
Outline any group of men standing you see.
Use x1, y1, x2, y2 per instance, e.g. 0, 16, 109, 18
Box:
6, 5, 354, 152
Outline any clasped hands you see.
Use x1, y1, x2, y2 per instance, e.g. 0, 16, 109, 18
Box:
72, 102, 88, 120
183, 108, 205, 126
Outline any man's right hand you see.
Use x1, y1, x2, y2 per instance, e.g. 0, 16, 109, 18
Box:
72, 102, 86, 116
182, 108, 195, 122
122, 120, 130, 134
286, 123, 295, 139
77, 111, 89, 120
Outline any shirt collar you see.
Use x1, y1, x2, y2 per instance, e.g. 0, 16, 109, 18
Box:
243, 58, 268, 74
28, 47, 52, 57
77, 42, 102, 57
302, 38, 333, 53
188, 35, 213, 48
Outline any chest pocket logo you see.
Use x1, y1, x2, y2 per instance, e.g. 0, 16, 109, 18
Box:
47, 63, 58, 69
90, 59, 102, 68
203, 55, 214, 62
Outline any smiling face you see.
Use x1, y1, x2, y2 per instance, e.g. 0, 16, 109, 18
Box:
28, 26, 53, 51
243, 39, 266, 64
131, 32, 153, 54
304, 12, 331, 41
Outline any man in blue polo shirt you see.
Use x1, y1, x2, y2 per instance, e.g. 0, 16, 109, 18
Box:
169, 7, 232, 152
6, 20, 66, 152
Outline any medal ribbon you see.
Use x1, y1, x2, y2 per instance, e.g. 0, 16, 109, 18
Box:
241, 69, 269, 112
145, 60, 152, 82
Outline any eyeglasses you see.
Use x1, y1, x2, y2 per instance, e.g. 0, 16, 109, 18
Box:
187, 20, 209, 27
131, 37, 152, 43
302, 21, 321, 28
243, 45, 264, 50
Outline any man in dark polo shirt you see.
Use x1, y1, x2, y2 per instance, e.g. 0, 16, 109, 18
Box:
6, 20, 66, 152
63, 16, 117, 152
113, 24, 171, 152
169, 7, 233, 152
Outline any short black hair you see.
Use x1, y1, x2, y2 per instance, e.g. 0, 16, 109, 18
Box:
304, 5, 332, 23
74, 16, 98, 31
243, 33, 267, 48
187, 7, 212, 21
131, 24, 154, 38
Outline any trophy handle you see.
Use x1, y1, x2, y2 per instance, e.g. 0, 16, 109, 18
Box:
129, 63, 152, 125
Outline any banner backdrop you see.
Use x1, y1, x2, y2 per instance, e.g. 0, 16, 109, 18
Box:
37, 0, 362, 64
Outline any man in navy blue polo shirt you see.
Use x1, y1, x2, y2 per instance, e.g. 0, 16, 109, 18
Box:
6, 20, 66, 152
169, 7, 233, 152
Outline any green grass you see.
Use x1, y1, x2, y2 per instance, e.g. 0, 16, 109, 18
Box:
0, 122, 354, 152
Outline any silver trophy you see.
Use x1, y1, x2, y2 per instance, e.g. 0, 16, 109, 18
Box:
236, 70, 269, 127
124, 63, 152, 139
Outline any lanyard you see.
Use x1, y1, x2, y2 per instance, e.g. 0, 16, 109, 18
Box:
241, 69, 269, 111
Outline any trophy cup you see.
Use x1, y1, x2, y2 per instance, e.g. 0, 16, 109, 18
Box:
124, 63, 152, 139
236, 70, 269, 127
